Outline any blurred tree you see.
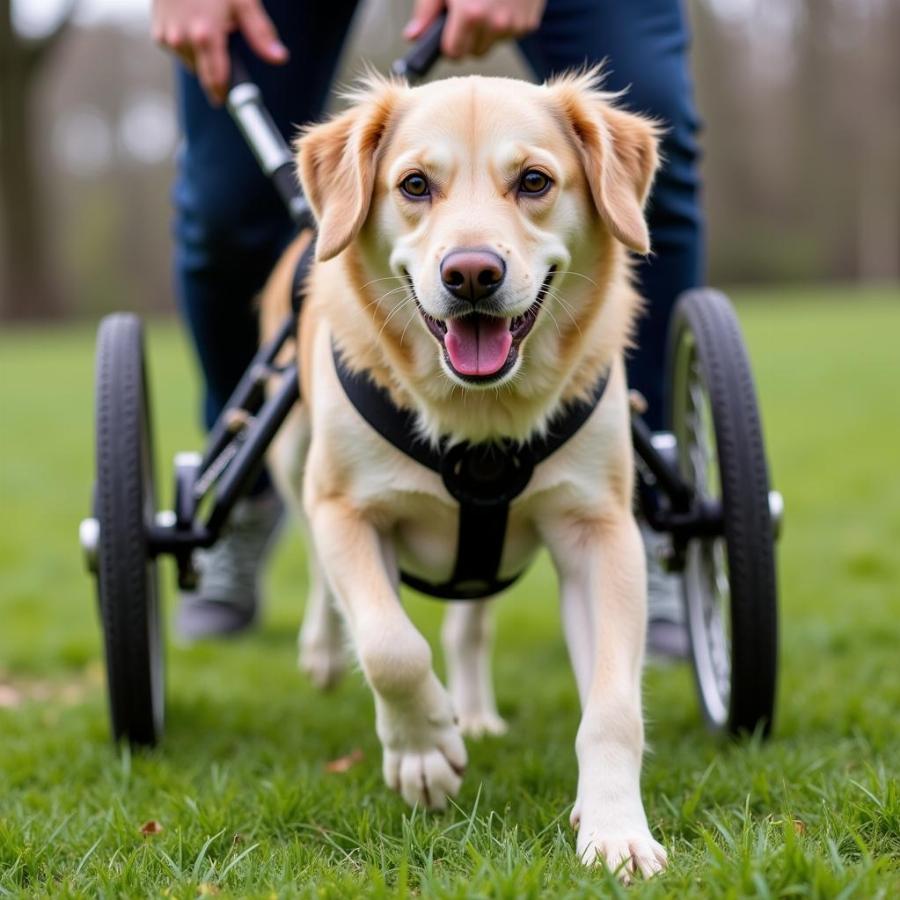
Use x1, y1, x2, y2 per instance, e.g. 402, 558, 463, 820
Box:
1, 0, 895, 321
0, 0, 76, 318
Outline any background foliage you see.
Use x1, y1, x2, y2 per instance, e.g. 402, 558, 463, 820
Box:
1, 0, 898, 319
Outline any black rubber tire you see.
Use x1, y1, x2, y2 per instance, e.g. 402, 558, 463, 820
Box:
666, 289, 778, 736
93, 314, 164, 746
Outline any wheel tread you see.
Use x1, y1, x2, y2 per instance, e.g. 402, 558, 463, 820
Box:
94, 313, 163, 746
668, 289, 778, 735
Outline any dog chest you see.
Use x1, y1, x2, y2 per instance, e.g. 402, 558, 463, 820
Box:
392, 492, 542, 591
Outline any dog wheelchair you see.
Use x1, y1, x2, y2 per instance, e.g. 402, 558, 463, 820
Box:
79, 21, 782, 747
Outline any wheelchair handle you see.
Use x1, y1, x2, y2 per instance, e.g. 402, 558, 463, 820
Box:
226, 56, 290, 176
229, 53, 253, 89
223, 12, 447, 227
226, 53, 312, 227
391, 12, 446, 81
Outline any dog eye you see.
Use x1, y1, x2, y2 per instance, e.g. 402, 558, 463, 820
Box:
399, 173, 430, 199
519, 169, 552, 196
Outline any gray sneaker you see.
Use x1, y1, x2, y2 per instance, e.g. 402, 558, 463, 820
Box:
177, 489, 284, 640
641, 523, 691, 661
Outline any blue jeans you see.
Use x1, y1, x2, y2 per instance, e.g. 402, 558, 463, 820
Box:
174, 0, 703, 441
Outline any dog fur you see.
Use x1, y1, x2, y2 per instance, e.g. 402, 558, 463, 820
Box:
260, 70, 667, 878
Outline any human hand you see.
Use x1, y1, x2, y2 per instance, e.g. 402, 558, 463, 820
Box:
404, 0, 546, 59
152, 0, 288, 105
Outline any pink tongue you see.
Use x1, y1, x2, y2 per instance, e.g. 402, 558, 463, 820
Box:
444, 316, 512, 376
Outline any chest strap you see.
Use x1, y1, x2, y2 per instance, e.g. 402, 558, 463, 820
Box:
332, 342, 608, 600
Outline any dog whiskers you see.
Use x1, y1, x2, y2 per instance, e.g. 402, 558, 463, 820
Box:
377, 294, 415, 341
398, 306, 417, 347
362, 285, 413, 320
545, 288, 582, 336
542, 303, 563, 338
553, 269, 598, 288
360, 274, 406, 291
367, 285, 412, 307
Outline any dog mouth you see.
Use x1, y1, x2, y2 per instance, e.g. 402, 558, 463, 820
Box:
412, 268, 556, 384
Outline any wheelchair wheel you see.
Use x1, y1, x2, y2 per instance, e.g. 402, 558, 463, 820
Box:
667, 289, 778, 736
93, 314, 164, 746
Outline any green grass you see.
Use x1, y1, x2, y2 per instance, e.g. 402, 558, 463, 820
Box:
1, 284, 899, 898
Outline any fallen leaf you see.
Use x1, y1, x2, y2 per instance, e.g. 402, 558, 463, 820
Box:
198, 884, 220, 895
325, 748, 364, 773
793, 819, 806, 835
140, 820, 164, 836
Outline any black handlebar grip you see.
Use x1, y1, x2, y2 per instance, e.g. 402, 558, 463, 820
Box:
391, 12, 446, 81
229, 53, 253, 90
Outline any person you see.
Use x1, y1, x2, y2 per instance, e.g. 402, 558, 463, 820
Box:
151, 0, 703, 656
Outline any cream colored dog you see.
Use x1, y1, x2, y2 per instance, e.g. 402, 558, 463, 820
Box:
261, 70, 667, 878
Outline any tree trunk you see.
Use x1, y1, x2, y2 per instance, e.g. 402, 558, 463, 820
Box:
0, 0, 74, 319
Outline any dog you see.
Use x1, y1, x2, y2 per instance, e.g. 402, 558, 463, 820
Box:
260, 69, 667, 878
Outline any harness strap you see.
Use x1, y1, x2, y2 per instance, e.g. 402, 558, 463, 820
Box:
403, 503, 517, 599
332, 346, 608, 474
332, 348, 443, 471
332, 342, 609, 600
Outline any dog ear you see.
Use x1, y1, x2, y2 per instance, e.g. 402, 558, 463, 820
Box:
551, 71, 661, 255
296, 78, 403, 262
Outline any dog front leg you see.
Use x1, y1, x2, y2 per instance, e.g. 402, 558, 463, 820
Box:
309, 497, 467, 809
297, 538, 347, 690
442, 600, 507, 738
548, 512, 667, 879
268, 407, 347, 689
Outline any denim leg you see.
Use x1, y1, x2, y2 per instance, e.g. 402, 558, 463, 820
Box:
173, 0, 360, 435
519, 0, 705, 430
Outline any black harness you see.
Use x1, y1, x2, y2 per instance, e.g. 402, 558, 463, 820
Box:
291, 240, 608, 600
332, 346, 608, 600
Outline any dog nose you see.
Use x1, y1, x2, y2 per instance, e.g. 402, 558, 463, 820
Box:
440, 249, 506, 303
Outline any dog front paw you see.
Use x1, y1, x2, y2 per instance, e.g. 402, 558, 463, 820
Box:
298, 634, 346, 690
575, 826, 667, 881
457, 710, 508, 739
577, 831, 667, 881
383, 739, 466, 809
377, 680, 468, 809
571, 803, 667, 880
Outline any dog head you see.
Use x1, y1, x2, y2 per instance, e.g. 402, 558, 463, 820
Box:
298, 70, 659, 420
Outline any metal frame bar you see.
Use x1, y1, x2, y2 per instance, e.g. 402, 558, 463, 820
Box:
631, 416, 724, 545
146, 311, 298, 572
206, 366, 298, 533
198, 313, 295, 476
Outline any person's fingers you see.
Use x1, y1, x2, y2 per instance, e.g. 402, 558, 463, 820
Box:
489, 6, 513, 38
192, 22, 229, 105
163, 25, 195, 70
442, 7, 475, 59
234, 0, 289, 64
403, 0, 444, 40
151, 20, 166, 48
470, 24, 494, 57
510, 4, 540, 36
442, 1, 541, 59
164, 25, 188, 54
175, 47, 196, 71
